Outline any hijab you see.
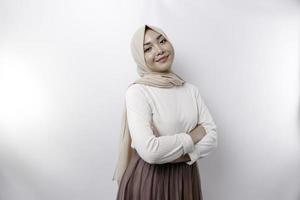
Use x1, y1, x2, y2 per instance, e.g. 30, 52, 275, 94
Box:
112, 24, 186, 186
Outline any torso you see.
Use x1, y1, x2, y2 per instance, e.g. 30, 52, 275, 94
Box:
129, 82, 199, 144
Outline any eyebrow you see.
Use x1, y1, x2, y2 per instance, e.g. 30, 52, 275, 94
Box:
144, 34, 163, 46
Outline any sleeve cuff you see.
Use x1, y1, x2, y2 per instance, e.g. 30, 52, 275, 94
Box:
177, 133, 195, 154
186, 151, 199, 165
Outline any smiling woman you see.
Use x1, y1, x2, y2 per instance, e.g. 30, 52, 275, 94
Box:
143, 27, 175, 73
113, 24, 218, 200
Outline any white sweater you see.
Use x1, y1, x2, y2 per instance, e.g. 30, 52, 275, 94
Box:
125, 82, 217, 165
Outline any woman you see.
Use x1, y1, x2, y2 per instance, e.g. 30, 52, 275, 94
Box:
112, 24, 218, 200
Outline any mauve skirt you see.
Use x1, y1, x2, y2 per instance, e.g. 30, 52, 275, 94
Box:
116, 149, 203, 200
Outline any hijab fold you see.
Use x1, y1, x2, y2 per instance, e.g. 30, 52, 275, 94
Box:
112, 24, 185, 186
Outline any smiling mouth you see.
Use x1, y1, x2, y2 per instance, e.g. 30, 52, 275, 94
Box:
156, 55, 169, 62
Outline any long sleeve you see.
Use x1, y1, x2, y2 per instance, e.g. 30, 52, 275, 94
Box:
126, 85, 195, 164
186, 88, 218, 165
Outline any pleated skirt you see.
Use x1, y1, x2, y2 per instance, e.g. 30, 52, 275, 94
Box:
116, 149, 203, 200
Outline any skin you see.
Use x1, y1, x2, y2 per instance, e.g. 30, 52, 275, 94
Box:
171, 154, 191, 163
143, 28, 175, 72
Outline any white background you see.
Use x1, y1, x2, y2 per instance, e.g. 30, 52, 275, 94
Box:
0, 0, 299, 200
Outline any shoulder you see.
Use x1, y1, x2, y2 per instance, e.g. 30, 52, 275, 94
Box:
183, 82, 200, 95
183, 82, 197, 90
126, 84, 145, 97
125, 84, 149, 104
125, 83, 152, 112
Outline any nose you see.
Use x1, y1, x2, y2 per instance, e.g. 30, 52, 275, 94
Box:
153, 44, 164, 55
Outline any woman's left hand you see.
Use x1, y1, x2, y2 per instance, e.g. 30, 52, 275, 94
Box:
170, 154, 191, 163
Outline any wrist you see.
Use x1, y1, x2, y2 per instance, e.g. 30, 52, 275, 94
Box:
185, 154, 191, 162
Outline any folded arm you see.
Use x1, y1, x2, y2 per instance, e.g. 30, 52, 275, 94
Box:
185, 88, 218, 165
126, 85, 195, 164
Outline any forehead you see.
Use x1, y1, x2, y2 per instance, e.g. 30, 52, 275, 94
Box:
144, 29, 163, 44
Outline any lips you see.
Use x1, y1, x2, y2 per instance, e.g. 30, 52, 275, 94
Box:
156, 55, 169, 62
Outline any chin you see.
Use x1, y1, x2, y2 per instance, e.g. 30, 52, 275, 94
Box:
155, 60, 170, 67
159, 64, 171, 71
153, 64, 167, 70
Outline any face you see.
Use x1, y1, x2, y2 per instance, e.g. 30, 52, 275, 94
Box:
143, 29, 174, 73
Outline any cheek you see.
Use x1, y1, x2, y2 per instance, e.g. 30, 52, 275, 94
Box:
166, 44, 174, 54
145, 54, 155, 64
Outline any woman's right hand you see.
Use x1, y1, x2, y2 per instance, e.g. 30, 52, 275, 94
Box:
188, 124, 207, 144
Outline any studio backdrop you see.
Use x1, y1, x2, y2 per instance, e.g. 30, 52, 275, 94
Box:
0, 0, 299, 200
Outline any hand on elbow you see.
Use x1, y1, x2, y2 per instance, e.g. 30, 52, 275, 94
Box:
188, 124, 207, 144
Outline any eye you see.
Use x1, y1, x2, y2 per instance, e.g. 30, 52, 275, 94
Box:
144, 47, 152, 52
160, 38, 167, 44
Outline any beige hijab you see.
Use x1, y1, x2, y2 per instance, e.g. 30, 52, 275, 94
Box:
112, 24, 186, 186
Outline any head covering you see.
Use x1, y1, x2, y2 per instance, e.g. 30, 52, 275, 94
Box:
112, 24, 186, 186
